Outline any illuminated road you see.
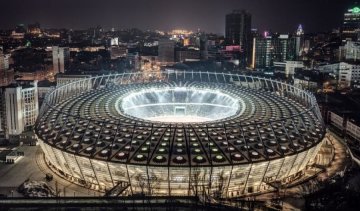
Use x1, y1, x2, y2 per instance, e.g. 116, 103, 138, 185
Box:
0, 145, 103, 197
34, 147, 102, 197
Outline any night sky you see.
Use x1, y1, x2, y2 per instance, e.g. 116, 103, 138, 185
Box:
0, 0, 356, 34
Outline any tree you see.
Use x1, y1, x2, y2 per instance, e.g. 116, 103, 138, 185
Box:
190, 168, 201, 197
134, 173, 146, 195
213, 170, 227, 199
147, 173, 161, 195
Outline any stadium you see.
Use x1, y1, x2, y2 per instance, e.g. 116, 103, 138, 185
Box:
34, 71, 326, 198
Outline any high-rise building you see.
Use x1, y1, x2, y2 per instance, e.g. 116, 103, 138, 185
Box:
52, 46, 70, 74
319, 62, 360, 88
295, 24, 304, 58
200, 34, 208, 60
176, 49, 200, 62
109, 46, 127, 59
0, 48, 14, 87
337, 62, 360, 88
28, 22, 41, 35
158, 39, 175, 65
110, 37, 119, 46
127, 52, 141, 70
183, 38, 190, 46
225, 10, 252, 67
253, 34, 272, 69
0, 81, 38, 140
339, 40, 360, 61
272, 34, 296, 62
285, 61, 304, 76
0, 47, 10, 70
15, 24, 26, 34
342, 6, 360, 41
89, 25, 103, 40
0, 47, 4, 70
252, 33, 296, 69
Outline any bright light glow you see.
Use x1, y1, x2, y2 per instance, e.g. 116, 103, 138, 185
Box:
147, 116, 211, 123
350, 7, 360, 13
118, 87, 243, 123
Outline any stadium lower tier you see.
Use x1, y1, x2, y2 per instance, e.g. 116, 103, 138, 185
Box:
39, 138, 323, 197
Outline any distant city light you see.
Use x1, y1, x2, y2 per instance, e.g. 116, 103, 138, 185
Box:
349, 7, 360, 13
168, 29, 194, 36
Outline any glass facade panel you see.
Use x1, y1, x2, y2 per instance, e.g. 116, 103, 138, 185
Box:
146, 166, 169, 195
107, 162, 128, 183
288, 150, 307, 176
169, 167, 189, 196
264, 158, 283, 182
246, 161, 268, 193
127, 165, 148, 194
227, 164, 251, 194
277, 154, 296, 180
76, 156, 98, 186
210, 166, 232, 198
91, 159, 113, 190
66, 153, 83, 179
52, 147, 72, 176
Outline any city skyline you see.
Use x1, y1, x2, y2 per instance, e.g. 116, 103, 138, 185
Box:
0, 0, 356, 34
1, 1, 360, 209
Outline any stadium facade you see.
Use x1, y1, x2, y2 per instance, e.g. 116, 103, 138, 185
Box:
35, 71, 325, 198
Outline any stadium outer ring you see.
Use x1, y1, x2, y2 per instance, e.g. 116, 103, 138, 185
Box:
35, 71, 326, 197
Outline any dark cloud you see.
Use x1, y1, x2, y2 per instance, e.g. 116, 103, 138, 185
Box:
0, 0, 356, 34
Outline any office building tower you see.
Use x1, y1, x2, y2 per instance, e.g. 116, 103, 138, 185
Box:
295, 24, 304, 58
272, 34, 296, 62
0, 81, 38, 140
10, 24, 26, 39
176, 49, 200, 62
253, 34, 296, 69
339, 40, 360, 61
110, 46, 127, 59
285, 61, 304, 77
158, 39, 175, 65
200, 35, 208, 60
342, 6, 360, 41
1, 47, 11, 70
127, 52, 141, 70
110, 37, 119, 46
28, 22, 41, 34
225, 10, 252, 67
337, 63, 360, 88
0, 49, 14, 87
0, 47, 4, 70
15, 24, 26, 34
52, 46, 70, 74
253, 34, 272, 68
183, 38, 190, 46
319, 62, 360, 89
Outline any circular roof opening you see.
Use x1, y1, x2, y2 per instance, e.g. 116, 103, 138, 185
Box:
118, 86, 241, 123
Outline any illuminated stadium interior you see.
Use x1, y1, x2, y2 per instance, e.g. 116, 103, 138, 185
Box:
118, 87, 241, 123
